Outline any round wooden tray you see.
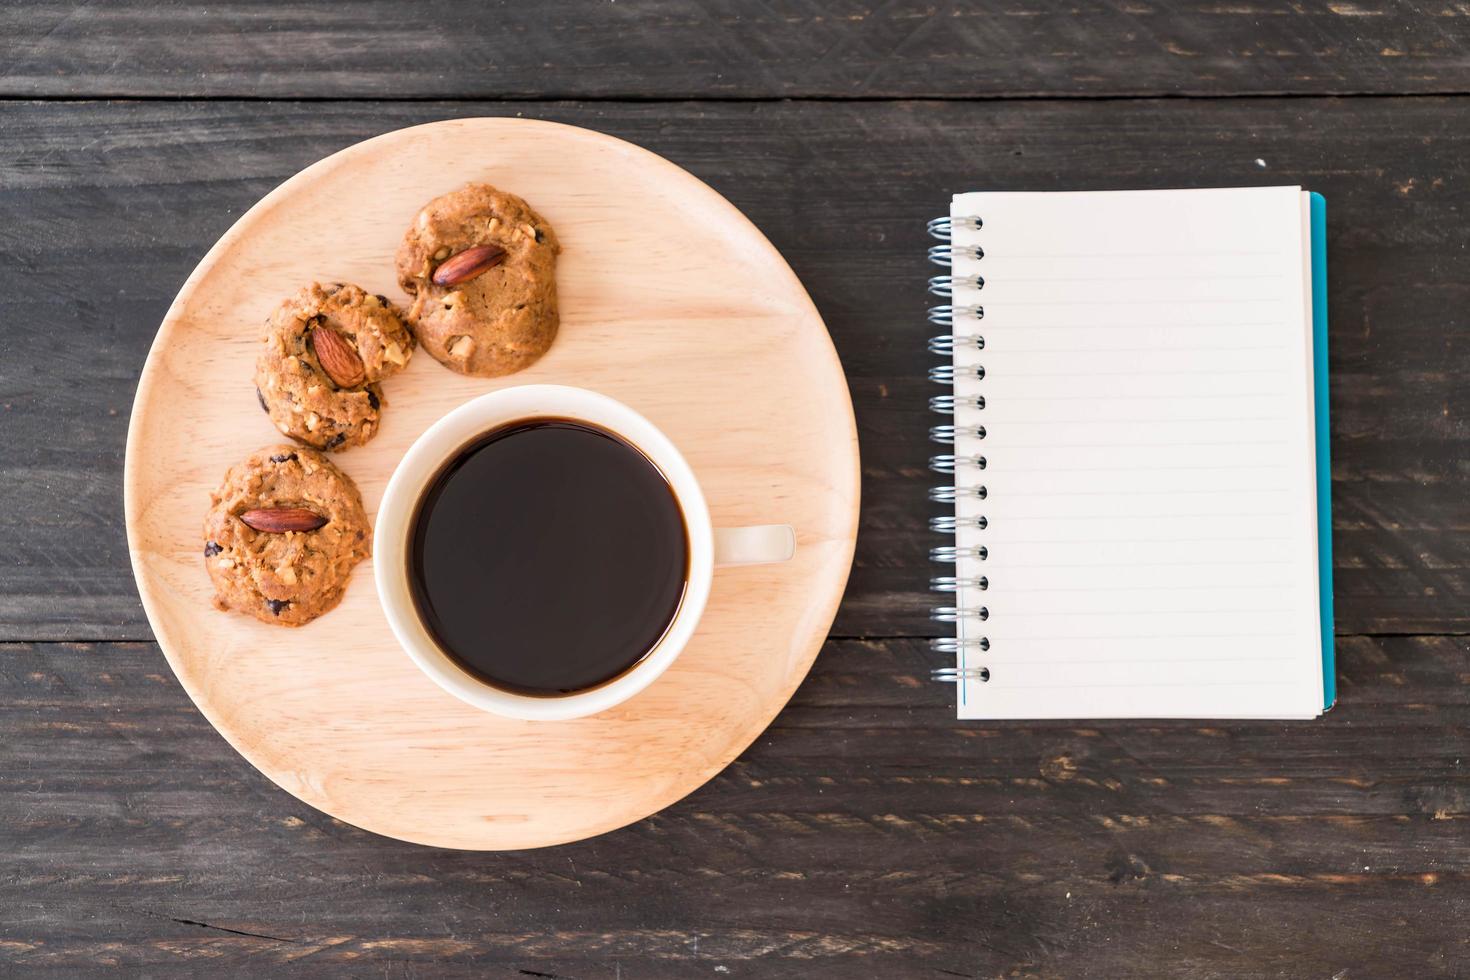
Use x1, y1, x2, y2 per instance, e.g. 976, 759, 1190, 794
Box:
124, 118, 859, 850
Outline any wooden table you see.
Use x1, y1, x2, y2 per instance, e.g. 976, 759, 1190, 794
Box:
2, 4, 1466, 976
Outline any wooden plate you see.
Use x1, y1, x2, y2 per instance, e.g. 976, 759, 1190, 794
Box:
124, 118, 859, 850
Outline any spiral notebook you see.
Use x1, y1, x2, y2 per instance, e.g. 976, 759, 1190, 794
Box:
927, 186, 1335, 719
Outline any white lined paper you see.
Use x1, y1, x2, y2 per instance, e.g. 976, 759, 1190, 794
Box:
946, 187, 1323, 719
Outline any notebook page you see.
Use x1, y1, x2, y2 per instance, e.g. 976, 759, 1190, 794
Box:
947, 187, 1323, 719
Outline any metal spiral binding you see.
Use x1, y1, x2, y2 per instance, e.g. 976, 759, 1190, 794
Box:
928, 211, 988, 686
932, 666, 991, 683
928, 274, 984, 297
927, 302, 984, 326
926, 216, 984, 240
931, 575, 987, 592
930, 515, 987, 532
928, 454, 987, 474
928, 485, 986, 502
930, 545, 987, 562
930, 637, 990, 653
929, 364, 985, 384
932, 605, 989, 622
928, 335, 984, 355
929, 394, 985, 414
927, 244, 984, 267
929, 424, 986, 443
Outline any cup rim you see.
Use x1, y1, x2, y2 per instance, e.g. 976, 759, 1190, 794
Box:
374, 384, 715, 721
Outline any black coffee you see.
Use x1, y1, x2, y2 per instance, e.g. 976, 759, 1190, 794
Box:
408, 419, 689, 696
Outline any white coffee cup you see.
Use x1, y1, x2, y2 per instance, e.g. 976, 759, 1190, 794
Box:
375, 385, 795, 721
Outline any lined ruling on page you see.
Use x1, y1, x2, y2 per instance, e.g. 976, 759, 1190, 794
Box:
948, 187, 1322, 719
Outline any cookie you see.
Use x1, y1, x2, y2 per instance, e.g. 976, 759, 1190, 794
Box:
255, 282, 415, 452
395, 183, 561, 377
203, 445, 371, 627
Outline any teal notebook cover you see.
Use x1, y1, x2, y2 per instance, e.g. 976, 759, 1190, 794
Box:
1310, 192, 1336, 711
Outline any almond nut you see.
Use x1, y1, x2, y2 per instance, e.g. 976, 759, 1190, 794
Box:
311, 325, 366, 388
432, 245, 507, 286
240, 507, 328, 533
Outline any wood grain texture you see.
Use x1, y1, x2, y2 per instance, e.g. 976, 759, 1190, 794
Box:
2, 98, 1467, 640
6, 0, 1470, 99
4, 3, 1468, 973
2, 637, 1467, 977
122, 118, 857, 849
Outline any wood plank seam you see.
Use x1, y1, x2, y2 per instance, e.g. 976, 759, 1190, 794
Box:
12, 91, 1470, 105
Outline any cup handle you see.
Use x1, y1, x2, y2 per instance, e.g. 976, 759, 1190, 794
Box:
713, 525, 796, 567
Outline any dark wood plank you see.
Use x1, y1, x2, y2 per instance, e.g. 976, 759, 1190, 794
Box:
6, 0, 1470, 99
2, 636, 1466, 976
2, 97, 1467, 640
